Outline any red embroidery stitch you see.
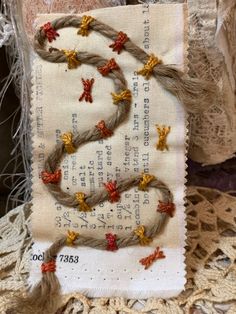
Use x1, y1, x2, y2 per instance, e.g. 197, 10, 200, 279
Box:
96, 120, 113, 138
157, 200, 175, 217
41, 169, 61, 184
97, 58, 119, 76
104, 181, 120, 203
106, 233, 118, 251
41, 22, 59, 42
79, 78, 94, 103
139, 247, 165, 270
109, 32, 128, 54
41, 260, 56, 273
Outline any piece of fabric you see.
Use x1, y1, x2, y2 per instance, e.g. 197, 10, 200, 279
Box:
0, 186, 236, 313
30, 4, 187, 298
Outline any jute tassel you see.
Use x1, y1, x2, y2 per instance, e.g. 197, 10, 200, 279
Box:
10, 237, 66, 314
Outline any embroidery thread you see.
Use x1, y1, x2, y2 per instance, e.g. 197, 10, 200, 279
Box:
157, 200, 175, 217
41, 260, 56, 273
41, 22, 59, 42
61, 132, 76, 154
139, 247, 165, 269
106, 233, 118, 251
78, 15, 94, 36
79, 78, 94, 103
109, 31, 128, 54
62, 50, 80, 69
98, 58, 119, 76
134, 225, 152, 246
41, 169, 61, 184
66, 230, 80, 246
137, 54, 162, 79
139, 173, 156, 191
111, 89, 132, 104
156, 125, 171, 151
104, 181, 120, 203
75, 192, 91, 212
96, 120, 113, 138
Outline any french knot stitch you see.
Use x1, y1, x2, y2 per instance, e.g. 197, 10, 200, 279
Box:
134, 225, 152, 246
109, 31, 128, 54
61, 132, 76, 154
104, 181, 120, 203
41, 22, 59, 42
138, 173, 156, 191
75, 192, 92, 212
156, 125, 171, 151
157, 200, 175, 217
137, 53, 162, 79
97, 58, 119, 76
139, 247, 165, 269
96, 120, 113, 138
106, 233, 118, 251
78, 15, 94, 36
111, 89, 132, 104
41, 169, 61, 184
62, 49, 80, 69
41, 260, 56, 273
66, 230, 80, 246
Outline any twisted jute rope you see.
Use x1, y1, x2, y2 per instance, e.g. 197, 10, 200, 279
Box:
11, 16, 204, 313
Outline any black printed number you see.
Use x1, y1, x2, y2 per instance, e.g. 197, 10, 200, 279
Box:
59, 255, 79, 263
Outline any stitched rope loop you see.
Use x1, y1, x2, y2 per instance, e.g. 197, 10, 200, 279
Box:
137, 53, 162, 79
138, 173, 156, 191
78, 15, 94, 36
134, 225, 152, 246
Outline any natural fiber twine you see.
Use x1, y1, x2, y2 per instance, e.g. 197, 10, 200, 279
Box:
0, 186, 235, 313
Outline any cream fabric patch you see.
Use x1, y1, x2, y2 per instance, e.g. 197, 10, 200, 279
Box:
29, 4, 187, 298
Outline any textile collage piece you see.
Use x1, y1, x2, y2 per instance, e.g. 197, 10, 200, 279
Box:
30, 4, 187, 298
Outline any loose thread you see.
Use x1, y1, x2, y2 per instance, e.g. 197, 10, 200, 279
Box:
157, 200, 175, 217
41, 260, 56, 273
111, 89, 132, 104
41, 22, 59, 42
41, 169, 61, 184
134, 225, 152, 246
106, 233, 118, 251
97, 58, 119, 76
138, 173, 155, 191
79, 78, 94, 103
109, 31, 128, 54
62, 50, 80, 69
78, 15, 94, 36
96, 120, 113, 138
75, 192, 91, 211
139, 247, 165, 269
104, 181, 120, 203
66, 230, 80, 246
137, 54, 162, 79
156, 125, 171, 151
61, 132, 76, 154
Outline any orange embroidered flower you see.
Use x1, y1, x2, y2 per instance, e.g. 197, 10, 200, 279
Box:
41, 22, 59, 42
157, 200, 175, 217
104, 181, 120, 203
98, 58, 119, 76
41, 169, 61, 184
41, 260, 56, 273
109, 31, 128, 54
139, 247, 165, 269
